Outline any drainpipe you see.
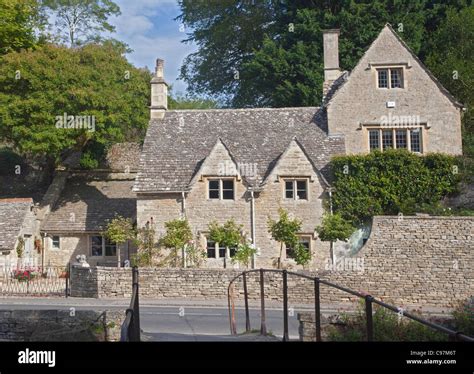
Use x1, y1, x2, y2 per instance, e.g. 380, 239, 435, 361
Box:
327, 187, 335, 264
250, 189, 257, 269
181, 191, 187, 267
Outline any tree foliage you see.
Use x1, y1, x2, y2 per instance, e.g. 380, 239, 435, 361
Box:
42, 0, 121, 46
331, 150, 461, 224
267, 208, 302, 268
178, 0, 469, 107
104, 215, 135, 245
0, 42, 150, 165
161, 218, 194, 267
0, 0, 44, 56
208, 219, 243, 251
315, 213, 355, 243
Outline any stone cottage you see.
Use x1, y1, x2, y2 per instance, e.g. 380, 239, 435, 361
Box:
133, 24, 464, 270
0, 198, 39, 268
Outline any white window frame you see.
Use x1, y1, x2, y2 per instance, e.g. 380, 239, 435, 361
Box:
376, 67, 405, 89
367, 127, 424, 154
207, 178, 235, 200
51, 236, 60, 250
283, 178, 309, 201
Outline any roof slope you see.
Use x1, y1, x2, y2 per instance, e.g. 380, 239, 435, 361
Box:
133, 107, 345, 193
42, 177, 136, 233
0, 198, 32, 251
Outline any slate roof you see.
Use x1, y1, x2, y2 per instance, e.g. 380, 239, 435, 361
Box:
41, 177, 136, 233
133, 107, 345, 193
0, 198, 33, 251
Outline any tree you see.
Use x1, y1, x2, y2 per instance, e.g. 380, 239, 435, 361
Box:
231, 242, 257, 268
168, 92, 218, 110
315, 213, 355, 264
161, 219, 194, 268
42, 0, 121, 46
178, 1, 469, 107
425, 5, 474, 175
104, 215, 135, 268
267, 208, 302, 269
208, 219, 243, 268
134, 221, 158, 267
0, 42, 150, 167
0, 0, 44, 55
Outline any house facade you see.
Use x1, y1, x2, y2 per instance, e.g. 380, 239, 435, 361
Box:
133, 24, 463, 270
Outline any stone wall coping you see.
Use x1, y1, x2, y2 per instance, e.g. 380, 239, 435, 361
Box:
374, 215, 474, 221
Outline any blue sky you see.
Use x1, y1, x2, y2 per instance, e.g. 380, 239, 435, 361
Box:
110, 0, 197, 94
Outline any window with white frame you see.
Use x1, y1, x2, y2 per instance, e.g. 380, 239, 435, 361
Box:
284, 179, 308, 200
377, 68, 404, 89
90, 235, 117, 257
208, 179, 235, 200
368, 127, 423, 153
286, 236, 311, 260
52, 236, 60, 250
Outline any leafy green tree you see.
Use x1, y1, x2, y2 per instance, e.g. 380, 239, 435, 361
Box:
104, 215, 135, 268
209, 219, 243, 268
42, 0, 121, 46
425, 5, 474, 175
315, 213, 355, 264
0, 0, 44, 55
178, 0, 468, 107
231, 242, 256, 268
133, 222, 158, 267
0, 42, 150, 167
161, 219, 194, 268
168, 92, 218, 109
267, 208, 302, 269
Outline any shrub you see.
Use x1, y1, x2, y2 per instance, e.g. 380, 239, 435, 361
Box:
452, 298, 474, 336
331, 149, 461, 224
232, 242, 257, 268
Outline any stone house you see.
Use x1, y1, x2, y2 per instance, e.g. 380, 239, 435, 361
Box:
133, 24, 463, 270
0, 198, 39, 268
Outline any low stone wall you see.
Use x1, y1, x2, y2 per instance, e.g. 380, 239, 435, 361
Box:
0, 309, 124, 341
70, 216, 473, 309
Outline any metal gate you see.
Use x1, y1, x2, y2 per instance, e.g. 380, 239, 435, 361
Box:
0, 264, 69, 296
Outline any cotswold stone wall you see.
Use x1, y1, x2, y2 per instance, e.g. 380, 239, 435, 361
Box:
0, 310, 124, 341
70, 216, 473, 308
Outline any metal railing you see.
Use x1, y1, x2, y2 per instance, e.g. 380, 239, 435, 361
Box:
228, 268, 474, 342
0, 264, 69, 296
120, 266, 141, 342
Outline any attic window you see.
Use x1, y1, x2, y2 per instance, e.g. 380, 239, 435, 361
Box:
377, 68, 404, 89
208, 179, 234, 200
284, 179, 308, 201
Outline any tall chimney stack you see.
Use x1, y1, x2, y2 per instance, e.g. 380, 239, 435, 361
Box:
322, 29, 341, 98
150, 58, 168, 119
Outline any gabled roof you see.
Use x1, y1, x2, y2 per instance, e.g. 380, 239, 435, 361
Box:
0, 198, 33, 251
133, 108, 345, 193
325, 24, 463, 109
42, 177, 136, 233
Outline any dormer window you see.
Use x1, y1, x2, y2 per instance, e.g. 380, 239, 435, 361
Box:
208, 178, 235, 200
284, 179, 308, 200
377, 68, 404, 89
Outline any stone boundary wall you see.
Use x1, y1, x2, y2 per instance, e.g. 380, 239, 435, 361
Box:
70, 216, 473, 309
0, 310, 124, 341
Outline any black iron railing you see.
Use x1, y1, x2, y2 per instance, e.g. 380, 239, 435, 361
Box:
120, 266, 141, 342
228, 268, 474, 342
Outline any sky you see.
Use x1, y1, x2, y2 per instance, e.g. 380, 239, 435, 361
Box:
110, 0, 197, 94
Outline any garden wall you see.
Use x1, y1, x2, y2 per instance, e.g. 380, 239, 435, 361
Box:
70, 216, 473, 309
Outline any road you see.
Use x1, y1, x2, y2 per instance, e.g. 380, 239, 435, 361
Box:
0, 298, 310, 341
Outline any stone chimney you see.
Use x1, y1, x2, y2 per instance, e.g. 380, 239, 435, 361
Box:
150, 58, 168, 119
322, 29, 341, 98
